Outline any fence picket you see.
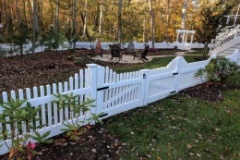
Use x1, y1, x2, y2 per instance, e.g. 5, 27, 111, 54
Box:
26, 88, 34, 132
18, 89, 27, 134
64, 82, 69, 121
33, 87, 40, 129
2, 92, 11, 137
46, 85, 52, 127
80, 70, 83, 88
58, 83, 63, 123
74, 74, 79, 89
52, 83, 58, 124
69, 77, 74, 91
10, 91, 19, 136
40, 86, 46, 128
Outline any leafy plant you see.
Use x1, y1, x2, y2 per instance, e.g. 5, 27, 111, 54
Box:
0, 98, 52, 159
41, 25, 67, 51
52, 93, 103, 141
12, 21, 31, 56
195, 56, 240, 83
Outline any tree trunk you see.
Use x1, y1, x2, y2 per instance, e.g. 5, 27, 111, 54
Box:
98, 1, 103, 39
31, 0, 39, 54
149, 0, 155, 48
165, 0, 171, 42
203, 42, 209, 59
181, 0, 188, 29
15, 0, 21, 25
143, 15, 146, 43
72, 0, 77, 49
117, 0, 123, 48
54, 0, 59, 32
22, 0, 28, 25
80, 12, 92, 41
82, 0, 88, 41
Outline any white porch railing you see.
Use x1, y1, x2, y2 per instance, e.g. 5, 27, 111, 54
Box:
1, 50, 240, 156
210, 25, 240, 54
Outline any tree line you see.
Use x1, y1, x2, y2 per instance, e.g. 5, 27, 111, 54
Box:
0, 0, 238, 55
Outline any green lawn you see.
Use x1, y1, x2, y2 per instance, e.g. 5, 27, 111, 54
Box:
104, 64, 240, 159
105, 89, 240, 160
113, 55, 208, 73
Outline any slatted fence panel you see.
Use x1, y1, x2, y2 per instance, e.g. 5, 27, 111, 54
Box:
177, 58, 209, 91
97, 67, 144, 118
0, 68, 93, 155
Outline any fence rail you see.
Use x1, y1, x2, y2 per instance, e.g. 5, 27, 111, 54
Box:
1, 50, 240, 155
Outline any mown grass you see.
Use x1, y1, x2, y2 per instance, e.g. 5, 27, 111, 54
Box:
105, 72, 240, 160
185, 49, 204, 55
113, 55, 208, 73
228, 72, 240, 86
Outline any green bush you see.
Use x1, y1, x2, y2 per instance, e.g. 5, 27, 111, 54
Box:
195, 56, 240, 83
0, 98, 52, 159
52, 93, 103, 141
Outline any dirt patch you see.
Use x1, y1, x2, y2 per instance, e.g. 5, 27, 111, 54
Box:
34, 125, 121, 160
179, 82, 240, 102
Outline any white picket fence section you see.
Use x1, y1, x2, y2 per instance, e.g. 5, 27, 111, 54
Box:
0, 50, 240, 155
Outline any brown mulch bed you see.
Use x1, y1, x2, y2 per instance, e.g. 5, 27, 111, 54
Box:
0, 49, 239, 160
34, 125, 121, 160
179, 82, 240, 102
0, 49, 178, 94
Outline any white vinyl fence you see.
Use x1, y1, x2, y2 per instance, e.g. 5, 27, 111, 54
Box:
0, 41, 206, 56
1, 50, 240, 155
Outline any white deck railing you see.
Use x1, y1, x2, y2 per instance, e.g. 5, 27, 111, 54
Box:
210, 25, 240, 54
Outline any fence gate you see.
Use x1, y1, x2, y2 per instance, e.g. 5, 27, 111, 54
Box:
94, 66, 148, 119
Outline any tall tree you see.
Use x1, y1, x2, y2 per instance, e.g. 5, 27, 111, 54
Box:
117, 0, 123, 47
181, 0, 188, 29
98, 0, 104, 39
165, 0, 171, 42
149, 0, 155, 48
31, 0, 39, 54
195, 0, 237, 58
72, 0, 77, 48
82, 0, 88, 41
54, 0, 60, 32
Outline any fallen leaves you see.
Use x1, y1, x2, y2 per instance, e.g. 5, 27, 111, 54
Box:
186, 143, 193, 149
54, 138, 68, 146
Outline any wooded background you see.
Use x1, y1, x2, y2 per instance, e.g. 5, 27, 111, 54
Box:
0, 0, 238, 49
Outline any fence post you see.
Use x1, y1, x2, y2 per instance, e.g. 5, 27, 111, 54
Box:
139, 69, 150, 106
86, 64, 106, 118
95, 66, 105, 116
86, 64, 99, 117
172, 56, 184, 93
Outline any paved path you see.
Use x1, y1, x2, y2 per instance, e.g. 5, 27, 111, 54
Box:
92, 51, 188, 63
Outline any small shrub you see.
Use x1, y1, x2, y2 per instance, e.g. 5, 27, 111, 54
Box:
195, 56, 240, 83
0, 98, 52, 159
52, 93, 103, 142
